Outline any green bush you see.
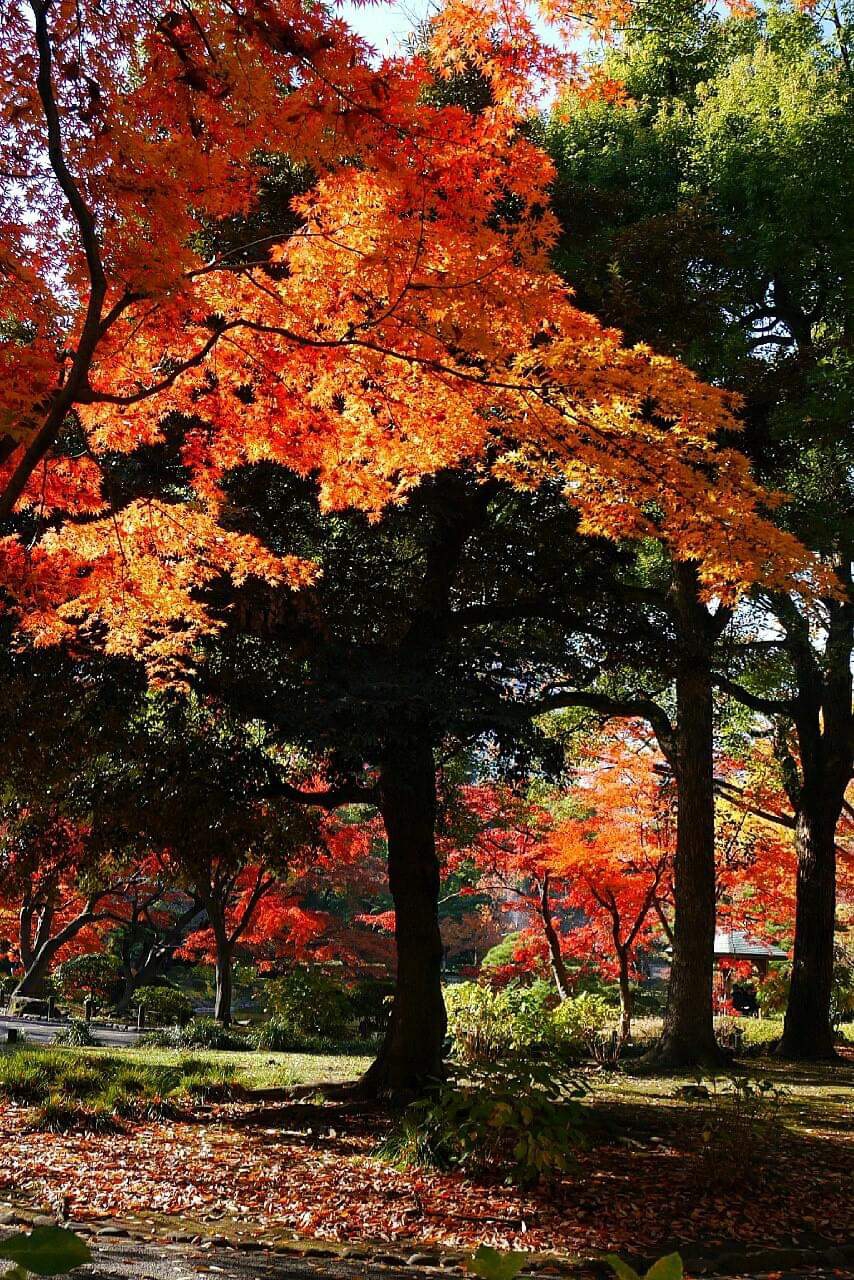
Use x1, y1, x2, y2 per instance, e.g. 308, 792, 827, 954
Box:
27, 1095, 123, 1135
445, 981, 557, 1063
262, 966, 353, 1042
349, 977, 394, 1037
757, 965, 790, 1017
142, 1016, 246, 1050
134, 985, 195, 1027
53, 1018, 97, 1047
52, 954, 121, 1005
548, 993, 613, 1058
379, 1060, 587, 1187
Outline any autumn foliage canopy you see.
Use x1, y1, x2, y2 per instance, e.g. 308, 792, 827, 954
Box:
0, 0, 820, 681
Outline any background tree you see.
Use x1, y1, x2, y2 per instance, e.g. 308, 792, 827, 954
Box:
544, 0, 853, 1058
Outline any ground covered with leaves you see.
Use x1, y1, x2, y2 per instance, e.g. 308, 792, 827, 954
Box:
0, 1047, 851, 1262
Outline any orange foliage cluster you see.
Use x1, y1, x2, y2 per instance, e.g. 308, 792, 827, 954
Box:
0, 0, 819, 675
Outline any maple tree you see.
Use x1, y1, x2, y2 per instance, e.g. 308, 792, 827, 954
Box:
455, 740, 675, 1041
0, 0, 835, 1088
0, 809, 133, 999
0, 0, 818, 669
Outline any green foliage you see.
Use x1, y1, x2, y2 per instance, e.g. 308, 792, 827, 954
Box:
0, 1044, 239, 1123
348, 976, 394, 1037
143, 1016, 246, 1050
27, 1096, 123, 1135
0, 1227, 92, 1277
446, 982, 617, 1064
52, 1019, 96, 1048
606, 1252, 683, 1280
262, 966, 353, 1042
378, 1060, 587, 1187
757, 966, 790, 1016
465, 1245, 527, 1280
51, 954, 121, 1005
548, 993, 613, 1058
445, 981, 556, 1063
692, 1074, 785, 1187
831, 944, 854, 1029
134, 986, 194, 1027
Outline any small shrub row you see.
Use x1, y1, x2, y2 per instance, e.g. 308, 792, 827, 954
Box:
445, 981, 614, 1064
0, 1044, 240, 1128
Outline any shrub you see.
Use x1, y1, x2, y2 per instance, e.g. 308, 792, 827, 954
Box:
52, 954, 121, 1005
134, 985, 194, 1027
757, 966, 790, 1017
143, 1016, 246, 1050
262, 966, 353, 1042
548, 993, 613, 1058
445, 980, 557, 1063
379, 1060, 587, 1187
53, 1018, 96, 1047
692, 1074, 785, 1187
27, 1095, 122, 1135
349, 977, 394, 1037
445, 982, 509, 1062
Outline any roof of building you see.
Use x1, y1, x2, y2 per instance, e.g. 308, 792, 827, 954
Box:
713, 930, 788, 960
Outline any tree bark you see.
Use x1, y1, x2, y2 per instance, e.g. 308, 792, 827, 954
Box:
540, 874, 573, 1000
650, 568, 722, 1066
214, 937, 234, 1025
780, 801, 838, 1058
357, 735, 446, 1098
12, 906, 98, 999
615, 946, 633, 1044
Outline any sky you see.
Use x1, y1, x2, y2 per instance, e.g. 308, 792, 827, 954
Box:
339, 1, 431, 56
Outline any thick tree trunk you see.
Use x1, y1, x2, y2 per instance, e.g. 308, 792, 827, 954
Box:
651, 571, 721, 1067
12, 945, 56, 998
779, 802, 838, 1059
357, 736, 446, 1098
540, 874, 573, 1000
214, 942, 234, 1025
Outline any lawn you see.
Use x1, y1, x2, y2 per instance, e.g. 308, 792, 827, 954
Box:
0, 1040, 851, 1266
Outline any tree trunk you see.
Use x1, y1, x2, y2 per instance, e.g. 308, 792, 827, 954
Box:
214, 941, 234, 1025
650, 570, 721, 1067
779, 801, 838, 1059
617, 950, 633, 1045
12, 945, 56, 998
357, 736, 446, 1098
540, 874, 573, 1000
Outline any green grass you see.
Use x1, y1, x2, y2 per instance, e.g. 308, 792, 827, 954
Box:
0, 1041, 370, 1103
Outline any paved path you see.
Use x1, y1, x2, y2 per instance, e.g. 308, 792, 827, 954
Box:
1, 1235, 844, 1280
0, 1016, 142, 1047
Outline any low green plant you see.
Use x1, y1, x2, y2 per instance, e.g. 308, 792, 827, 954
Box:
262, 966, 353, 1041
52, 1019, 96, 1048
27, 1094, 123, 1135
445, 981, 557, 1063
379, 1060, 587, 1186
142, 1016, 246, 1049
348, 976, 394, 1037
692, 1074, 785, 1187
548, 992, 613, 1058
134, 985, 194, 1027
0, 1225, 92, 1278
462, 1243, 682, 1280
0, 1044, 240, 1124
606, 1253, 683, 1280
